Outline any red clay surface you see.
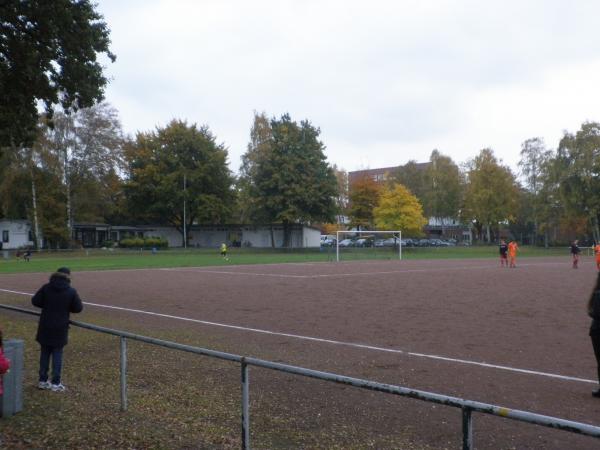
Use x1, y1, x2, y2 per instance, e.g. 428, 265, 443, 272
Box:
2, 256, 600, 449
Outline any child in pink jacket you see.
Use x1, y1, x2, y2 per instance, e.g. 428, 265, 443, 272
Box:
0, 329, 11, 395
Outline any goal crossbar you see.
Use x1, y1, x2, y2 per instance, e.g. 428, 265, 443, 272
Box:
335, 230, 402, 262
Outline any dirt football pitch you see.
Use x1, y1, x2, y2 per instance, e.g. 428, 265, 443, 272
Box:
2, 256, 600, 449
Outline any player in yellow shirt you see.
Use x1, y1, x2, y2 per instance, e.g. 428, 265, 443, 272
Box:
508, 240, 518, 268
220, 243, 228, 261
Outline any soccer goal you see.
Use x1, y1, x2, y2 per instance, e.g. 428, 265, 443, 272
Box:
335, 230, 402, 262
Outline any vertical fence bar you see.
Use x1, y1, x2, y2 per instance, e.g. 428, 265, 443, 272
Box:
120, 336, 128, 412
241, 358, 250, 450
462, 406, 473, 450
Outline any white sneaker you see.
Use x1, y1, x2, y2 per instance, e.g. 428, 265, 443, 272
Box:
37, 381, 51, 390
51, 383, 66, 392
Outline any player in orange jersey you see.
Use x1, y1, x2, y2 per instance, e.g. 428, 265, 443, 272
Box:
508, 240, 518, 268
594, 242, 600, 271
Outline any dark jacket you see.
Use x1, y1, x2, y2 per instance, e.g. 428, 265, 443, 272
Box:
590, 290, 600, 336
32, 272, 83, 347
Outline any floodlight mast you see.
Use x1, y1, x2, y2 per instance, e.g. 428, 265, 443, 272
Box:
335, 230, 402, 262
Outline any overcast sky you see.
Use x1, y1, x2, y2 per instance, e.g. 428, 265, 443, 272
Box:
96, 0, 600, 175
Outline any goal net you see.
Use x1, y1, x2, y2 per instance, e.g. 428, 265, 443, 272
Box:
335, 230, 402, 262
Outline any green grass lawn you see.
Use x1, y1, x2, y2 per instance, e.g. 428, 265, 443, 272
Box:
0, 245, 576, 274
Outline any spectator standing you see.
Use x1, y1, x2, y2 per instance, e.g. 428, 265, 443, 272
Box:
0, 329, 11, 395
32, 267, 83, 392
587, 273, 600, 397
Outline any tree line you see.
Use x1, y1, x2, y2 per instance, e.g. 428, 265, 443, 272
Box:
0, 108, 339, 248
343, 128, 600, 246
1, 102, 599, 248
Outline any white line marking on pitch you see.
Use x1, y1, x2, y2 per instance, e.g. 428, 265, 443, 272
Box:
163, 261, 569, 279
0, 287, 594, 384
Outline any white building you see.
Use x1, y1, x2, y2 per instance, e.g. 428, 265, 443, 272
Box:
0, 220, 34, 250
1, 220, 321, 249
144, 224, 321, 248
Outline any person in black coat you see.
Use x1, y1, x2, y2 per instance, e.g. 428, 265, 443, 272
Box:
587, 272, 600, 397
32, 267, 83, 392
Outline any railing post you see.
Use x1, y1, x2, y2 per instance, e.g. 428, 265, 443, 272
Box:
120, 336, 128, 412
241, 357, 250, 450
462, 406, 473, 450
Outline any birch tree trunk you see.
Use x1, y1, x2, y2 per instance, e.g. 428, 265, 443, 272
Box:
30, 164, 41, 249
62, 143, 73, 247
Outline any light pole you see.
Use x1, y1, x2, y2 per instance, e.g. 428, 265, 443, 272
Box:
183, 172, 187, 249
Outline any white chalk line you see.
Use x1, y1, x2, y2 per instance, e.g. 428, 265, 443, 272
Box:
162, 261, 570, 279
0, 287, 594, 385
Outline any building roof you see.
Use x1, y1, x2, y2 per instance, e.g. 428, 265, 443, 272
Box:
348, 162, 430, 185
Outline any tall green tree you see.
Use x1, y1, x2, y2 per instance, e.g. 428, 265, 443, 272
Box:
422, 150, 462, 220
238, 112, 272, 224
239, 113, 338, 247
463, 148, 519, 243
0, 132, 68, 248
554, 122, 600, 242
125, 120, 234, 246
0, 0, 115, 152
332, 164, 349, 225
374, 183, 427, 236
392, 160, 427, 206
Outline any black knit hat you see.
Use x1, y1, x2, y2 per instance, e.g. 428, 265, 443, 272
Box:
57, 267, 71, 275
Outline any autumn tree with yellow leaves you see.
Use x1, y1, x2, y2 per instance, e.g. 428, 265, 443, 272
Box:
373, 183, 427, 236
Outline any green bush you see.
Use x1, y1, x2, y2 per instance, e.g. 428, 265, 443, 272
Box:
119, 237, 168, 249
145, 237, 168, 248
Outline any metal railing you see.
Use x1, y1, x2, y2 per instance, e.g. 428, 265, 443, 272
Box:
2, 303, 600, 450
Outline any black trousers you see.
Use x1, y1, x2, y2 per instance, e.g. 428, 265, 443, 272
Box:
591, 333, 600, 384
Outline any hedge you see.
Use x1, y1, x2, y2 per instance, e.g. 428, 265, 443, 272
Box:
119, 237, 169, 249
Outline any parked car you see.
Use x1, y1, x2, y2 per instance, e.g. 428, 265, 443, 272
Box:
355, 238, 373, 247
402, 238, 415, 247
382, 237, 399, 247
374, 239, 386, 247
338, 238, 354, 247
417, 239, 431, 247
320, 238, 337, 247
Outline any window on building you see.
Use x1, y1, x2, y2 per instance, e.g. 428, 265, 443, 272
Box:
28, 230, 34, 242
2, 230, 8, 243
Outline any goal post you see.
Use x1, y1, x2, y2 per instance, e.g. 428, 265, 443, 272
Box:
335, 230, 402, 262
